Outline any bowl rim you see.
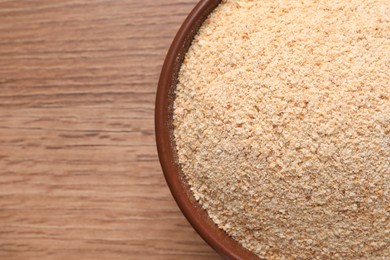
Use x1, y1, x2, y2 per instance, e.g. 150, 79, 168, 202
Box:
155, 0, 258, 259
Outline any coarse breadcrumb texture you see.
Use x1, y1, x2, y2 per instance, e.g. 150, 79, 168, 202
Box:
173, 0, 389, 259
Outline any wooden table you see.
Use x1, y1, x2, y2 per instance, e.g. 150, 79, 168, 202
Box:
0, 1, 220, 259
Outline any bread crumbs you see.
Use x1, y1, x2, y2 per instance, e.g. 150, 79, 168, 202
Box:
173, 0, 389, 259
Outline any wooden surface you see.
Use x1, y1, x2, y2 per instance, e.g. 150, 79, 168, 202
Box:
0, 0, 220, 259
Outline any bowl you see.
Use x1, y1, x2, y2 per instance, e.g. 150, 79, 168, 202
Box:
155, 0, 258, 259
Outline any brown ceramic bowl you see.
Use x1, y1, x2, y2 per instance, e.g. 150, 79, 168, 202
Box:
155, 0, 258, 259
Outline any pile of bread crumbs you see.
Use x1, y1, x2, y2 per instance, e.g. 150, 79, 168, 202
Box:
173, 0, 389, 258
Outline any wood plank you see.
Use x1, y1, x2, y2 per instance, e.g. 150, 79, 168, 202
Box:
0, 0, 220, 259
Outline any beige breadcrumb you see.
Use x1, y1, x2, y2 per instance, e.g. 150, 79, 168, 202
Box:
173, 0, 390, 259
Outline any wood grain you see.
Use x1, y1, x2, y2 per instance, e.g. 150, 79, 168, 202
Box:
0, 0, 220, 259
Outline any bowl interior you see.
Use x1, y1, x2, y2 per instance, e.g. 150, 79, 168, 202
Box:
156, 0, 258, 259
